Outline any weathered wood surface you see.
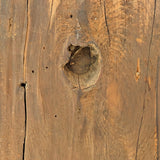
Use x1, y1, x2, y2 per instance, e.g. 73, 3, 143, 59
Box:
0, 0, 160, 160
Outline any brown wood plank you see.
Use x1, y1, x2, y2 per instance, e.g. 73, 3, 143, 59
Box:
24, 0, 160, 159
0, 1, 27, 160
1, 0, 160, 160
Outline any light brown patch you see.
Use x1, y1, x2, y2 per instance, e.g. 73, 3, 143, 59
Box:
135, 58, 140, 81
106, 81, 122, 119
136, 38, 143, 44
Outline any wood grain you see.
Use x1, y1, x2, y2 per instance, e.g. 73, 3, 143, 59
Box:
0, 0, 160, 159
0, 0, 27, 159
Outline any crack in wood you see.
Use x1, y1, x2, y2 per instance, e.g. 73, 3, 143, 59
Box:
135, 99, 145, 160
21, 82, 27, 160
135, 1, 157, 159
156, 56, 160, 160
146, 0, 157, 79
103, 0, 110, 46
22, 1, 29, 159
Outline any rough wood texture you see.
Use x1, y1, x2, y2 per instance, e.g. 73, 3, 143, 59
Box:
0, 0, 160, 160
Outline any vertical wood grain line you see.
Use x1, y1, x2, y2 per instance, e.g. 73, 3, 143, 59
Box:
156, 56, 160, 160
23, 0, 29, 81
135, 1, 157, 159
103, 0, 110, 46
147, 0, 157, 78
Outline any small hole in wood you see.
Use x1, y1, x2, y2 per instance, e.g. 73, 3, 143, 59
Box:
54, 115, 57, 118
32, 70, 34, 73
70, 14, 73, 18
46, 66, 48, 69
20, 82, 27, 87
43, 46, 45, 50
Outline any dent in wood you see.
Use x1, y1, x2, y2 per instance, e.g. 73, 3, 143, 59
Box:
8, 17, 13, 32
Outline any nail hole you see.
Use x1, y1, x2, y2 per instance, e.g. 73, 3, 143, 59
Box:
43, 46, 45, 50
32, 70, 34, 73
70, 14, 73, 18
54, 115, 57, 118
46, 66, 48, 69
20, 82, 27, 87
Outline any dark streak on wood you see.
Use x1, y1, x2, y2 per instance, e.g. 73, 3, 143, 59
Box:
99, 0, 102, 6
77, 75, 82, 112
147, 0, 157, 78
21, 82, 27, 160
135, 1, 157, 159
135, 99, 145, 160
103, 0, 110, 46
8, 18, 13, 32
156, 56, 160, 160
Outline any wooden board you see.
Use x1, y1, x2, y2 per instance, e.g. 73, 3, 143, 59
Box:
0, 0, 160, 159
0, 1, 26, 159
